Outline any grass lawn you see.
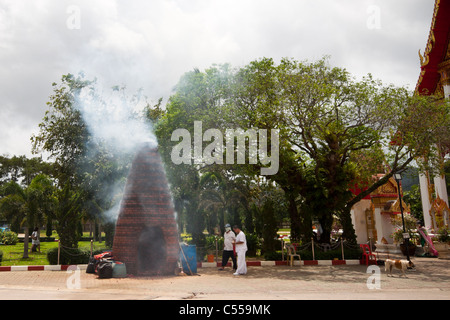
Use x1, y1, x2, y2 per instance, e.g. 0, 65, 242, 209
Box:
0, 232, 109, 266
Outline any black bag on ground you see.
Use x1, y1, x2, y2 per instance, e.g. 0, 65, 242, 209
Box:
86, 257, 97, 274
97, 260, 113, 279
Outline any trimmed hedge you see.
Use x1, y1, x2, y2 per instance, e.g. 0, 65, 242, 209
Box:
19, 237, 104, 243
47, 247, 108, 265
79, 237, 105, 242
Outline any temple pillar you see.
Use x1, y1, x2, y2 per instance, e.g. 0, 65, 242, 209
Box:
434, 174, 449, 207
419, 173, 433, 229
373, 208, 384, 245
438, 60, 450, 99
436, 61, 450, 208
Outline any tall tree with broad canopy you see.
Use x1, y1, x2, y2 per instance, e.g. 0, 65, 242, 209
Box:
31, 74, 148, 247
229, 57, 449, 243
155, 57, 449, 244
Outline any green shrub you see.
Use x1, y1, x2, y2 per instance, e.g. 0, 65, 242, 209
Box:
437, 227, 450, 243
0, 231, 18, 245
264, 251, 283, 261
47, 247, 110, 265
246, 233, 262, 256
79, 237, 105, 242
47, 247, 91, 265
205, 235, 223, 252
0, 250, 3, 264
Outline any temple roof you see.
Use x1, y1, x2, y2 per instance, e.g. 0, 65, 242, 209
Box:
415, 0, 450, 96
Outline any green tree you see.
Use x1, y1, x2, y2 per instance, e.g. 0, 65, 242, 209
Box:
152, 57, 450, 246
31, 74, 92, 187
32, 73, 148, 247
153, 65, 235, 245
345, 93, 450, 239
199, 171, 228, 234
230, 57, 450, 243
0, 155, 54, 187
25, 174, 55, 249
0, 174, 55, 258
0, 181, 26, 235
260, 199, 279, 255
403, 185, 424, 223
199, 170, 253, 235
53, 183, 82, 249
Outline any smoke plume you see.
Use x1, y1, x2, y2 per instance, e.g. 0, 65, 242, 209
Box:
74, 82, 158, 153
72, 79, 158, 223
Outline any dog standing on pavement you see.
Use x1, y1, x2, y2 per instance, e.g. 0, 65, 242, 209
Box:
385, 259, 415, 277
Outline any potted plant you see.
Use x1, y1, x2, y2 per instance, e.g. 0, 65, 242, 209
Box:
434, 226, 450, 259
391, 229, 403, 244
390, 215, 419, 256
399, 241, 417, 257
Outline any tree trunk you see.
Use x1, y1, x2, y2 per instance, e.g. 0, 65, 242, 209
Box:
94, 219, 99, 242
340, 206, 357, 244
287, 193, 302, 241
219, 207, 225, 235
23, 226, 29, 259
243, 204, 255, 234
299, 208, 313, 243
98, 222, 102, 243
318, 214, 333, 244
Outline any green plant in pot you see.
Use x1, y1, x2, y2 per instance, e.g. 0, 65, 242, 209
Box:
390, 214, 419, 256
391, 229, 404, 244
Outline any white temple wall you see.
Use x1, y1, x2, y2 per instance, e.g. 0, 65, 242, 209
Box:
350, 199, 371, 244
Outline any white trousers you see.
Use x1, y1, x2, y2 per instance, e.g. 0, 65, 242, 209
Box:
236, 250, 247, 274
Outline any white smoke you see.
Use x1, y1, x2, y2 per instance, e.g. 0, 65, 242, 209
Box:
72, 79, 159, 223
74, 82, 158, 153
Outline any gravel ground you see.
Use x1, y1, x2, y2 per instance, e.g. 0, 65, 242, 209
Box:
0, 256, 448, 300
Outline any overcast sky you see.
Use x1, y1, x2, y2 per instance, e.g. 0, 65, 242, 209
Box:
0, 0, 435, 158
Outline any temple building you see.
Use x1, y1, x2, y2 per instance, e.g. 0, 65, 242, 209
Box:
351, 0, 450, 249
415, 0, 450, 231
351, 175, 410, 251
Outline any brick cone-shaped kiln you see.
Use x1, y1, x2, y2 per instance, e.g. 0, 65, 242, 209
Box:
112, 143, 179, 275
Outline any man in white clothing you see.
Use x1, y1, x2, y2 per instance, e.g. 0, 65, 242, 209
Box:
219, 224, 237, 271
232, 225, 247, 275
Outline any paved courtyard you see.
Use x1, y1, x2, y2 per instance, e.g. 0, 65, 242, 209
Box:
0, 256, 449, 300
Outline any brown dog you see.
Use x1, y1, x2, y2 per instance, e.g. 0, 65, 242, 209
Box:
385, 259, 415, 277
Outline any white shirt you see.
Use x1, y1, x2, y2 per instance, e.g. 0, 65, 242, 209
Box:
235, 231, 247, 252
31, 231, 39, 245
224, 231, 236, 251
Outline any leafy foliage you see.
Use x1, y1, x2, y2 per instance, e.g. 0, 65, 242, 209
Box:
152, 56, 450, 244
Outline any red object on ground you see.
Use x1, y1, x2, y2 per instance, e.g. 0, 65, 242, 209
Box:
360, 244, 377, 265
94, 251, 112, 260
